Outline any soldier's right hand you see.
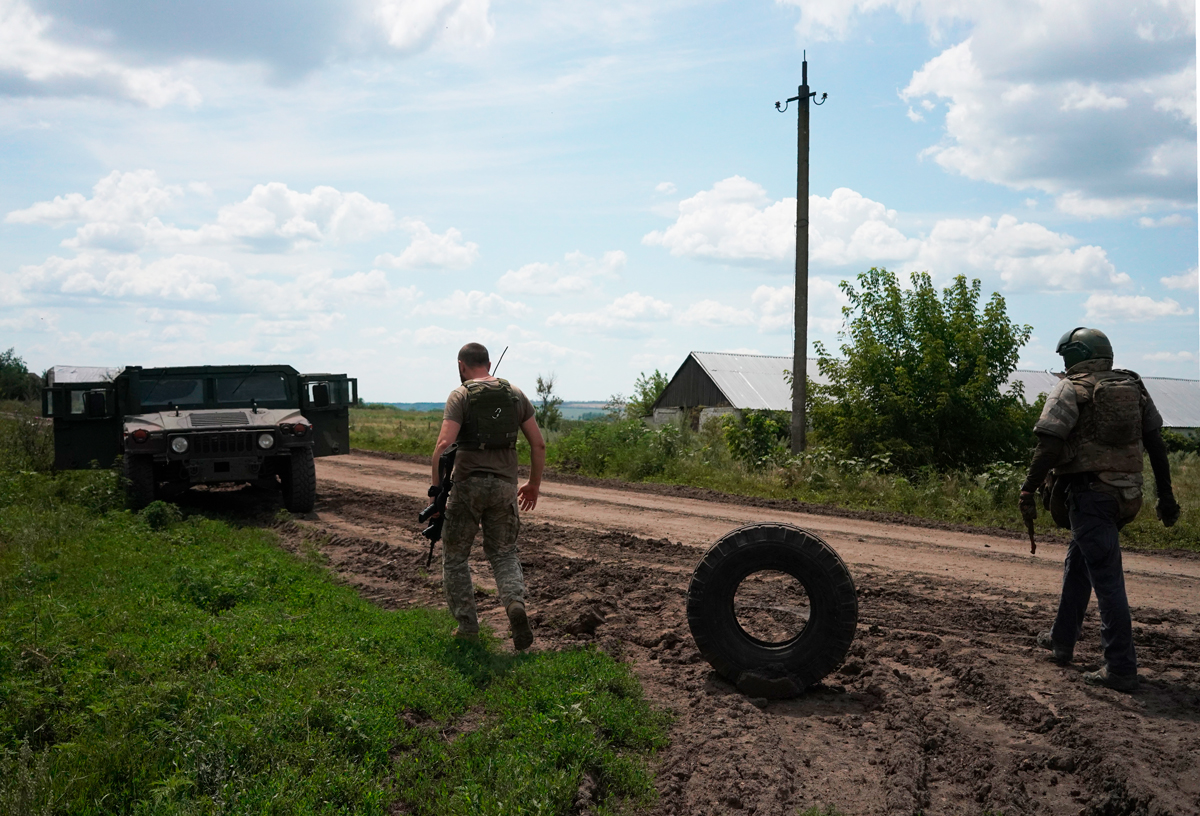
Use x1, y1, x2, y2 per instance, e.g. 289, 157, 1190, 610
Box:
1157, 495, 1181, 528
1018, 491, 1037, 523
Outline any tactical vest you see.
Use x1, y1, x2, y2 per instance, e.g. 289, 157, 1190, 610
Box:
458, 379, 520, 451
1054, 369, 1145, 475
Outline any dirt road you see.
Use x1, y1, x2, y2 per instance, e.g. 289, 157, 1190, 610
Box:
300, 451, 1200, 816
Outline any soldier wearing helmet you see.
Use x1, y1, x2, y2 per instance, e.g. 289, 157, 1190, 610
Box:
1019, 327, 1180, 692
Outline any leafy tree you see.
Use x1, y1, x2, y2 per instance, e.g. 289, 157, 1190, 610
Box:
810, 268, 1038, 473
0, 348, 40, 401
625, 370, 669, 419
722, 410, 790, 469
535, 374, 564, 431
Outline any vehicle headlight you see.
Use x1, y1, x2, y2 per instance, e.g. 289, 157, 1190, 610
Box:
170, 436, 189, 454
257, 433, 275, 450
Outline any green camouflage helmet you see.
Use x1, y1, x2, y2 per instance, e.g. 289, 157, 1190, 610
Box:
1056, 326, 1113, 369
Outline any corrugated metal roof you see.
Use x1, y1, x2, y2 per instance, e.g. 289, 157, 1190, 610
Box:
682, 352, 1200, 428
1142, 377, 1200, 429
49, 366, 122, 384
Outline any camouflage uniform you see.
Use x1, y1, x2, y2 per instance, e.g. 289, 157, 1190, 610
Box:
441, 475, 525, 635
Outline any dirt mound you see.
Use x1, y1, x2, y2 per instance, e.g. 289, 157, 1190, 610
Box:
245, 481, 1200, 816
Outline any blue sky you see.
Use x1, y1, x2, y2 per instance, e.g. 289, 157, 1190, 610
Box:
1, 0, 1196, 401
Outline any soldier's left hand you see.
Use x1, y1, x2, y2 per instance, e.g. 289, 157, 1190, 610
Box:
1157, 495, 1181, 528
517, 481, 540, 512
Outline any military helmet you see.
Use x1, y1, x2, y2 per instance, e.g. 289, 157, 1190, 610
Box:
1056, 327, 1113, 369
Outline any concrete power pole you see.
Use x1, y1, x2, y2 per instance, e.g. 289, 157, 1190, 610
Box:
777, 54, 826, 454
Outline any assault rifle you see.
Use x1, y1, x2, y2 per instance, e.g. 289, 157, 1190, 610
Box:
419, 444, 458, 567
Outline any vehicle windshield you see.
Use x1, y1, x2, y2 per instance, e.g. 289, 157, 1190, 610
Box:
216, 373, 288, 404
140, 378, 205, 407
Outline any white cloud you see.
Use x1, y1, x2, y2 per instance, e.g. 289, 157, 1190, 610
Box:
375, 220, 479, 270
496, 250, 625, 295
422, 289, 529, 319
6, 170, 181, 227
0, 0, 201, 107
546, 292, 672, 335
1142, 350, 1197, 362
655, 181, 677, 195
20, 253, 233, 301
1083, 293, 1194, 322
212, 183, 395, 249
0, 309, 58, 332
678, 300, 755, 328
642, 176, 793, 261
1161, 267, 1199, 291
645, 177, 1126, 292
789, 0, 1200, 213
375, 0, 494, 53
1139, 214, 1193, 228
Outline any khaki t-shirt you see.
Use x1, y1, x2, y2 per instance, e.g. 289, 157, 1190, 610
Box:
444, 379, 535, 483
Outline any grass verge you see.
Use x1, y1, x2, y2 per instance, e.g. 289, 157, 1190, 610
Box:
349, 407, 1198, 552
0, 461, 668, 815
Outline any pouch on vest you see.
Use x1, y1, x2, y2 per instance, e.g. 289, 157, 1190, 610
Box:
458, 379, 520, 451
1091, 375, 1142, 447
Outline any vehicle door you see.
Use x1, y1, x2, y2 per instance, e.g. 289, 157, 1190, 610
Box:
299, 375, 357, 457
42, 381, 121, 469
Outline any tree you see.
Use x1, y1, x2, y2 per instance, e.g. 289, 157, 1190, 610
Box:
535, 374, 563, 431
810, 268, 1038, 473
0, 348, 39, 401
625, 370, 669, 419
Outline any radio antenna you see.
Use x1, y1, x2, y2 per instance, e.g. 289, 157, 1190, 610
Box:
492, 346, 508, 376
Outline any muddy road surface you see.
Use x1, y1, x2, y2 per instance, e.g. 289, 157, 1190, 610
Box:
295, 453, 1200, 815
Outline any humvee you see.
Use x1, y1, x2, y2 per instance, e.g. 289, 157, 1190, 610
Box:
42, 365, 357, 512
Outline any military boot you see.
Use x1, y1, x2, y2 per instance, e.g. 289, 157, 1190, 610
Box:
1037, 631, 1073, 665
507, 601, 534, 651
1082, 666, 1139, 692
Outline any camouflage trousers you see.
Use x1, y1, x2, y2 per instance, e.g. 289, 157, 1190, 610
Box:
441, 475, 526, 635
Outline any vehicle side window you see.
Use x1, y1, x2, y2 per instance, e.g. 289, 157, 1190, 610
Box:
70, 390, 85, 415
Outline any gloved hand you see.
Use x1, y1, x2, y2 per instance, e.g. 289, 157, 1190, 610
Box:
1157, 494, 1181, 528
1018, 491, 1037, 523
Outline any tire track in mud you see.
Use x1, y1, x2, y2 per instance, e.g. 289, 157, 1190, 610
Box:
251, 481, 1200, 816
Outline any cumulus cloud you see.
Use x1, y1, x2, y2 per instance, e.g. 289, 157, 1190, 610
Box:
1083, 293, 1194, 322
375, 220, 479, 270
19, 253, 233, 301
3, 0, 494, 103
777, 0, 1197, 214
1161, 267, 1199, 291
497, 250, 625, 295
0, 0, 202, 106
7, 174, 398, 254
422, 290, 529, 319
645, 177, 1126, 291
546, 292, 672, 335
1142, 350, 1197, 362
1139, 214, 1193, 228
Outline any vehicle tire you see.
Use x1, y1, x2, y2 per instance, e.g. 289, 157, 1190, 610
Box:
281, 447, 316, 513
124, 454, 157, 511
687, 523, 858, 699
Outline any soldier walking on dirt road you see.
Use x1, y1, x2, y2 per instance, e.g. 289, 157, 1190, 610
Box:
431, 342, 544, 649
1019, 327, 1180, 692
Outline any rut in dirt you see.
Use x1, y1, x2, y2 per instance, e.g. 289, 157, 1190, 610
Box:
181, 481, 1200, 816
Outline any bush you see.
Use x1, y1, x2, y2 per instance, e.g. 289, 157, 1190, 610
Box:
811, 268, 1039, 473
534, 374, 563, 431
721, 410, 790, 469
1162, 430, 1200, 455
0, 349, 40, 401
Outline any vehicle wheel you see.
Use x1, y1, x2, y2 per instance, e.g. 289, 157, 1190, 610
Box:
687, 523, 858, 699
281, 448, 316, 513
124, 454, 157, 510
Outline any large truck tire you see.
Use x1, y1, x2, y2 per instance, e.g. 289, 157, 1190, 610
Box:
124, 454, 157, 511
281, 447, 316, 513
687, 523, 858, 699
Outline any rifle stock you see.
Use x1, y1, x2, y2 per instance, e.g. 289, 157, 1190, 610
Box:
419, 445, 458, 567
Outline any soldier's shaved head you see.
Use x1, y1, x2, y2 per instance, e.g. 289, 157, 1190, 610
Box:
458, 343, 490, 369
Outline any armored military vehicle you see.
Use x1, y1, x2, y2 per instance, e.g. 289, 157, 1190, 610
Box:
42, 365, 356, 512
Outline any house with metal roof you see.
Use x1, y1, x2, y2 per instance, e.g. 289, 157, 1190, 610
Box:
651, 351, 1200, 430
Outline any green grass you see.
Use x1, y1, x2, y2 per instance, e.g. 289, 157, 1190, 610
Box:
350, 405, 441, 456
0, 436, 669, 814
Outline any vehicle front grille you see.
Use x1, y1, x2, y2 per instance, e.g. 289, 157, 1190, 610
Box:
190, 412, 250, 428
192, 432, 255, 457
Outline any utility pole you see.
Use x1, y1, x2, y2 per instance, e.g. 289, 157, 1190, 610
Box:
777, 54, 826, 454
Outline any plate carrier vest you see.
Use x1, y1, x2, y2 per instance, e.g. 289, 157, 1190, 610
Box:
1053, 369, 1145, 475
458, 379, 520, 451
